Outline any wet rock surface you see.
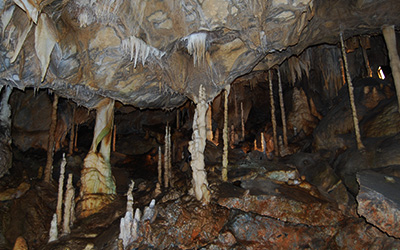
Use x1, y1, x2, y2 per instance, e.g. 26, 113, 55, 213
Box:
357, 170, 400, 238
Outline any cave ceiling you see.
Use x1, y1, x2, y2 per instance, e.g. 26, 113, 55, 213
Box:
0, 0, 399, 109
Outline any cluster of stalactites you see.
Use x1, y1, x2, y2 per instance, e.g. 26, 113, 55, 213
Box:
183, 32, 208, 66
121, 35, 166, 68
76, 0, 123, 27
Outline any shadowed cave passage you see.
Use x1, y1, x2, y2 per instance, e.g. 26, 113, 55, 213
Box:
1, 0, 400, 247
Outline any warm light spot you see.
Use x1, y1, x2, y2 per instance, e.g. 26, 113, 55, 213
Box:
377, 66, 386, 79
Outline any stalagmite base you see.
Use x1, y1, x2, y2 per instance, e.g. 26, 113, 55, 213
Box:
62, 173, 75, 236
77, 98, 116, 218
222, 87, 230, 182
44, 94, 59, 183
188, 85, 210, 203
268, 70, 279, 156
340, 33, 365, 150
382, 25, 400, 111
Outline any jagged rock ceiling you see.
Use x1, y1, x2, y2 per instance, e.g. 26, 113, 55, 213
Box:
0, 0, 399, 108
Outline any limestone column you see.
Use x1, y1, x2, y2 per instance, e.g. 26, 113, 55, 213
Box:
340, 33, 365, 150
382, 25, 400, 111
188, 85, 210, 203
222, 87, 230, 182
268, 70, 279, 156
77, 98, 116, 218
277, 68, 288, 148
44, 93, 59, 183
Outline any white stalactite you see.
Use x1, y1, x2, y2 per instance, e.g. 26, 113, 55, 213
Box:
188, 85, 210, 203
183, 32, 207, 66
48, 213, 58, 242
340, 32, 365, 150
222, 87, 229, 182
269, 70, 279, 156
382, 25, 400, 112
56, 154, 66, 227
164, 125, 169, 189
121, 35, 165, 68
62, 173, 75, 236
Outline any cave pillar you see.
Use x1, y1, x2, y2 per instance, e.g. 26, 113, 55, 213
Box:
382, 25, 400, 111
222, 87, 230, 182
340, 33, 365, 150
77, 98, 116, 218
188, 85, 210, 204
268, 70, 279, 156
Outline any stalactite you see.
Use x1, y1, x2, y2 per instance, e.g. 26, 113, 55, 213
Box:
268, 70, 279, 156
188, 85, 210, 203
62, 173, 75, 236
382, 25, 400, 112
44, 94, 59, 183
167, 125, 172, 187
241, 102, 245, 141
359, 36, 373, 77
183, 32, 207, 66
112, 125, 116, 152
277, 68, 288, 148
74, 125, 78, 151
230, 125, 236, 149
206, 104, 213, 141
121, 35, 165, 68
176, 110, 180, 130
340, 32, 365, 150
222, 87, 229, 182
68, 108, 75, 156
56, 154, 66, 227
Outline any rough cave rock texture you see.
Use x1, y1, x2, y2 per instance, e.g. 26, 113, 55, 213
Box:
1, 0, 400, 107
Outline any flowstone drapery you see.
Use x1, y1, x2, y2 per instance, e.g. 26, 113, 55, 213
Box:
77, 98, 116, 218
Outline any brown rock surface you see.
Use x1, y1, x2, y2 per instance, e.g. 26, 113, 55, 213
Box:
357, 170, 400, 238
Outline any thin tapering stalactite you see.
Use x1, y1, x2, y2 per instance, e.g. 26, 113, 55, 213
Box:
222, 87, 229, 182
158, 146, 162, 187
340, 32, 365, 150
268, 70, 279, 156
44, 93, 59, 183
277, 68, 288, 148
164, 124, 169, 189
112, 125, 116, 152
359, 36, 373, 77
382, 25, 400, 112
68, 107, 75, 156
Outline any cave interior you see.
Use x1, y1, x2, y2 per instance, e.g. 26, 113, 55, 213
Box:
1, 0, 400, 249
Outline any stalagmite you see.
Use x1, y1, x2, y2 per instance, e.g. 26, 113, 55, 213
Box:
268, 70, 279, 156
158, 146, 162, 186
222, 87, 230, 182
164, 125, 170, 188
340, 33, 365, 150
44, 94, 59, 183
56, 154, 66, 227
359, 36, 373, 77
277, 68, 288, 148
62, 173, 75, 236
119, 180, 135, 249
241, 102, 245, 141
261, 132, 266, 154
48, 213, 58, 242
188, 85, 211, 203
142, 199, 157, 222
206, 105, 213, 141
77, 98, 116, 218
382, 25, 400, 111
